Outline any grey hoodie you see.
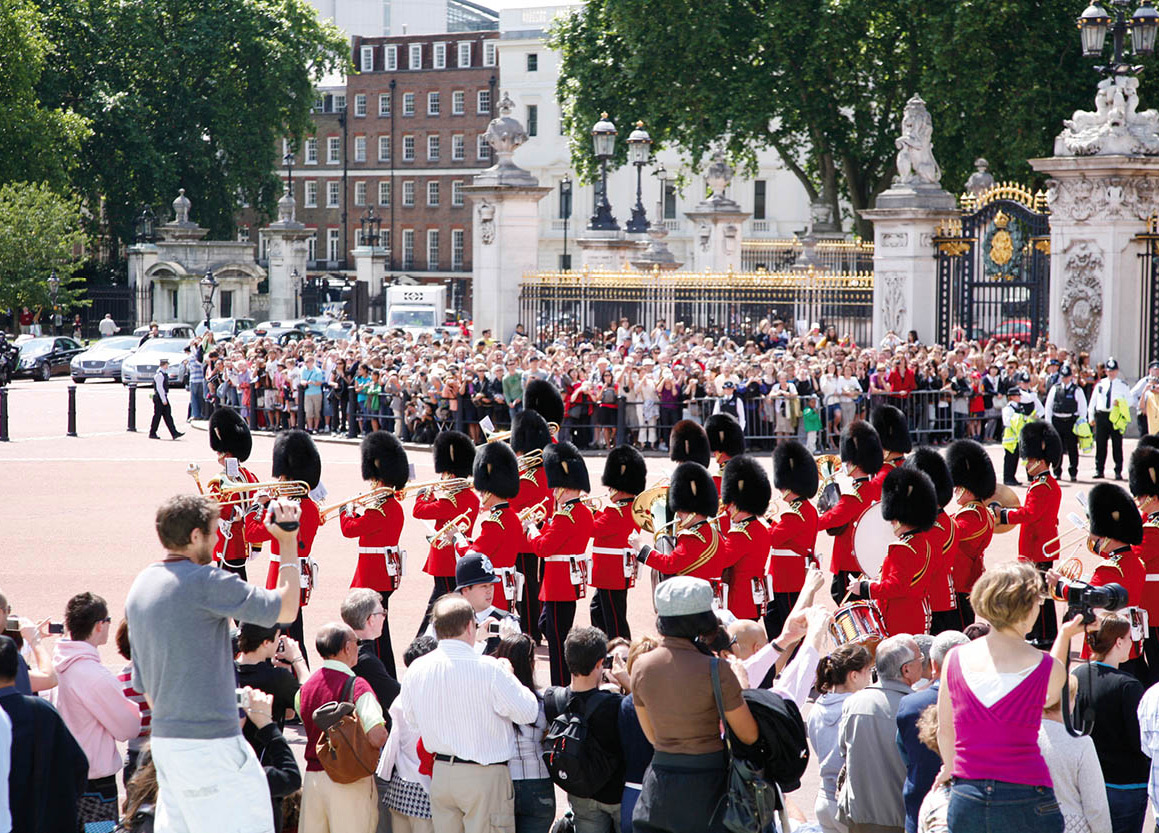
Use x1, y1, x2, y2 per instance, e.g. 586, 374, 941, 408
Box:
806, 690, 852, 799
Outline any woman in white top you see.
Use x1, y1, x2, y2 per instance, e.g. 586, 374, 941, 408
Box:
836, 363, 863, 428
1037, 674, 1111, 833
379, 637, 437, 832
494, 634, 556, 832
819, 361, 842, 449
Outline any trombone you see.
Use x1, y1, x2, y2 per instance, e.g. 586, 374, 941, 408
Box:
215, 480, 310, 509
486, 422, 561, 444
1041, 512, 1095, 559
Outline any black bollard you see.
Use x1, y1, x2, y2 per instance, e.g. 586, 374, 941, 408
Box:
67, 384, 77, 437
127, 383, 137, 432
616, 395, 627, 446
347, 385, 359, 438
0, 387, 8, 442
297, 384, 306, 430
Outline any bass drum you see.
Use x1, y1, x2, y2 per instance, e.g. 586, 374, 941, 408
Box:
851, 504, 893, 580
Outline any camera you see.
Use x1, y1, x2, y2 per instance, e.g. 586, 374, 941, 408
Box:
602, 655, 614, 670
235, 688, 251, 710
5, 616, 63, 634
1052, 578, 1129, 624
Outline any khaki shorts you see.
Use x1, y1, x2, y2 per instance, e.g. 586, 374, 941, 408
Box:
305, 393, 323, 420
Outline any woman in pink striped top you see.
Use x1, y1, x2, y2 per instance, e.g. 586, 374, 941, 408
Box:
936, 562, 1066, 832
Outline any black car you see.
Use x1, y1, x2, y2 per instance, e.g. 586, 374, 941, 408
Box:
14, 337, 86, 381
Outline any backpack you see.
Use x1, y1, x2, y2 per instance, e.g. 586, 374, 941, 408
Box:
311, 676, 379, 784
542, 687, 617, 798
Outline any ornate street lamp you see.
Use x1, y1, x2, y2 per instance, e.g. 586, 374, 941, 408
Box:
134, 207, 156, 244
360, 207, 382, 247
560, 174, 573, 270
199, 268, 218, 332
589, 113, 619, 231
48, 270, 60, 335
625, 121, 653, 234
1077, 0, 1157, 74
283, 149, 296, 195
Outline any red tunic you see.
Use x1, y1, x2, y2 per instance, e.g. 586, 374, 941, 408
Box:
512, 467, 553, 552
212, 466, 260, 566
1135, 514, 1159, 624
645, 520, 724, 580
766, 498, 819, 593
868, 531, 933, 636
1008, 472, 1062, 563
415, 488, 481, 578
591, 498, 638, 591
952, 501, 994, 595
927, 510, 957, 612
1086, 547, 1147, 659
870, 456, 904, 492
339, 497, 404, 592
717, 516, 771, 620
819, 478, 882, 574
712, 472, 731, 536
248, 497, 321, 606
529, 499, 595, 603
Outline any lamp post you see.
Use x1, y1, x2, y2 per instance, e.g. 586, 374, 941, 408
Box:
1077, 0, 1158, 75
48, 270, 60, 336
625, 121, 653, 234
360, 206, 382, 247
134, 207, 156, 244
199, 268, 217, 332
655, 164, 669, 221
589, 113, 619, 231
560, 174, 573, 270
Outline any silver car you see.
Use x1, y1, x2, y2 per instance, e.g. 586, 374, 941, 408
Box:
69, 336, 141, 382
121, 338, 191, 387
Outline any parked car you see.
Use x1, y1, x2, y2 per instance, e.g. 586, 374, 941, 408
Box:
69, 336, 141, 382
120, 338, 191, 386
14, 337, 86, 381
132, 322, 195, 340
324, 320, 356, 342
194, 317, 256, 342
988, 319, 1039, 344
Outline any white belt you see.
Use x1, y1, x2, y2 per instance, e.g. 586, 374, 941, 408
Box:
624, 781, 643, 791
545, 554, 588, 562
359, 546, 400, 555
1146, 574, 1159, 582
494, 566, 518, 576
592, 546, 631, 556
770, 549, 803, 557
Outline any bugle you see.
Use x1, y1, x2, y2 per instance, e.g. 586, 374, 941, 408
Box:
428, 511, 473, 548
518, 449, 543, 475
518, 500, 549, 527
215, 479, 309, 509
487, 422, 560, 445
413, 477, 474, 500
319, 485, 398, 522
582, 495, 605, 513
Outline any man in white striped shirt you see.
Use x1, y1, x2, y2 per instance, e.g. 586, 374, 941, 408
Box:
399, 595, 537, 832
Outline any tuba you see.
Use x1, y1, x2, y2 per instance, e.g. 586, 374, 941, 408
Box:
816, 454, 843, 514
631, 480, 671, 534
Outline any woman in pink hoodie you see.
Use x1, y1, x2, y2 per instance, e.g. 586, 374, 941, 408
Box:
53, 592, 142, 832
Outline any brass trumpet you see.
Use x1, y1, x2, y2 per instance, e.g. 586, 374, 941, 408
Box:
518, 450, 543, 475
215, 480, 310, 509
518, 501, 549, 527
319, 485, 398, 522
582, 496, 605, 512
486, 422, 561, 444
428, 511, 474, 548
413, 477, 474, 500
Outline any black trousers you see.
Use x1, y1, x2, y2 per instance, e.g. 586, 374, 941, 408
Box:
633, 751, 727, 833
417, 575, 455, 638
375, 590, 396, 679
515, 553, 543, 642
150, 395, 179, 437
1026, 561, 1058, 649
763, 590, 800, 643
1051, 416, 1079, 478
956, 592, 976, 628
539, 599, 575, 686
281, 608, 308, 669
1094, 411, 1123, 476
1003, 448, 1021, 483
590, 588, 631, 641
1142, 627, 1159, 688
830, 571, 857, 606
930, 608, 965, 635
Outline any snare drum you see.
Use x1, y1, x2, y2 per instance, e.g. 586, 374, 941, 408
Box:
829, 601, 887, 656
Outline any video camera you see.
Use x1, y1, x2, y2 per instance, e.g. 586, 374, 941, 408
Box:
1051, 578, 1129, 624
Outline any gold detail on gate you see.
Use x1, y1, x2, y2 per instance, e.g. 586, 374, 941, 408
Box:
989, 211, 1014, 266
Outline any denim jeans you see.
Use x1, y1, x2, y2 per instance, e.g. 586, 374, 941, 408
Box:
619, 787, 641, 833
947, 779, 1063, 833
1105, 786, 1148, 833
189, 381, 205, 420
513, 777, 555, 833
570, 794, 621, 833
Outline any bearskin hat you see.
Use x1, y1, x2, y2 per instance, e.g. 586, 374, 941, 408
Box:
773, 440, 819, 499
208, 407, 252, 462
669, 420, 711, 467
602, 445, 647, 495
511, 409, 552, 454
1019, 420, 1062, 467
434, 430, 475, 477
705, 413, 746, 458
271, 429, 321, 489
840, 420, 884, 475
872, 404, 912, 455
1088, 482, 1144, 545
721, 454, 772, 517
906, 447, 953, 509
881, 467, 938, 533
946, 439, 997, 501
544, 441, 590, 492
473, 441, 520, 499
1139, 434, 1159, 451
361, 431, 409, 488
669, 461, 719, 518
1130, 445, 1159, 499
524, 379, 564, 426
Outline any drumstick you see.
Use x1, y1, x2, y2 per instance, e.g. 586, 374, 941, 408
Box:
840, 574, 865, 606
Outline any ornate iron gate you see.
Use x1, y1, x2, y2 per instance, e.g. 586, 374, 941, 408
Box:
934, 184, 1051, 347
1138, 216, 1159, 367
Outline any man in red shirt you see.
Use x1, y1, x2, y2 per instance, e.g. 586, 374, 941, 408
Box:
462, 441, 523, 611
206, 408, 262, 580
590, 445, 646, 641
767, 439, 819, 638
906, 448, 960, 634
871, 404, 911, 490
1131, 445, 1159, 683
717, 454, 772, 623
819, 420, 884, 603
946, 439, 997, 625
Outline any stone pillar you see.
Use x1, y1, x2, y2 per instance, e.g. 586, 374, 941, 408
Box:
352, 245, 388, 299
261, 192, 311, 321
576, 231, 643, 270
464, 93, 550, 341
683, 154, 750, 273
126, 243, 158, 327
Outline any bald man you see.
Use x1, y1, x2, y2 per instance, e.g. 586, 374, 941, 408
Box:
727, 620, 769, 662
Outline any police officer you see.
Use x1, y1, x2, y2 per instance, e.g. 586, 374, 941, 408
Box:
1044, 363, 1087, 482
1088, 357, 1132, 480
1001, 387, 1034, 486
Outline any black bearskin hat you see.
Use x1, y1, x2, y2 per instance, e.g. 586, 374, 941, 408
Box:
1088, 482, 1144, 545
434, 430, 475, 478
602, 445, 647, 495
881, 467, 938, 532
473, 442, 520, 499
208, 408, 252, 462
773, 440, 819, 499
271, 429, 321, 489
544, 441, 590, 492
840, 420, 884, 475
705, 413, 746, 458
946, 439, 997, 501
1130, 445, 1159, 499
524, 379, 564, 426
669, 420, 711, 467
906, 447, 953, 509
872, 404, 912, 455
361, 431, 409, 488
1139, 434, 1159, 451
1019, 420, 1062, 466
669, 461, 719, 517
721, 454, 772, 517
511, 410, 552, 454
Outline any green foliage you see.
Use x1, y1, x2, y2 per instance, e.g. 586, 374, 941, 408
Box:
0, 182, 88, 313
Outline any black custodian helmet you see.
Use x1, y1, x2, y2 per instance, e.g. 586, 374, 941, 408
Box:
669, 420, 711, 467
881, 467, 938, 533
473, 441, 520, 499
872, 404, 912, 455
1088, 482, 1144, 545
1019, 420, 1062, 467
1130, 445, 1159, 499
669, 461, 719, 517
906, 447, 953, 509
544, 441, 590, 492
705, 413, 746, 458
208, 408, 252, 462
946, 439, 997, 501
840, 420, 884, 475
511, 410, 552, 455
434, 430, 475, 478
523, 379, 564, 426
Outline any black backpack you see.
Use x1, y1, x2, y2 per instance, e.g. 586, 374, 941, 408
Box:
542, 687, 617, 798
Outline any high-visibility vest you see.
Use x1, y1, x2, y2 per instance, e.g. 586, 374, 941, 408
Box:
1111, 397, 1131, 433
1003, 413, 1031, 454
1074, 419, 1094, 452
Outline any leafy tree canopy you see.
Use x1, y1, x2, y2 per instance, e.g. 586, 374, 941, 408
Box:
0, 182, 88, 314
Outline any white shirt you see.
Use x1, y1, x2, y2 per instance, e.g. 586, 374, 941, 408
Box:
98, 318, 119, 337
153, 369, 168, 404
1131, 374, 1159, 408
399, 637, 538, 764
1044, 382, 1088, 422
1088, 376, 1133, 419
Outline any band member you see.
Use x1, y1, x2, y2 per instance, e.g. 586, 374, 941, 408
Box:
993, 420, 1063, 648
511, 410, 554, 637
338, 431, 408, 677
248, 429, 321, 665
415, 430, 479, 635
1045, 363, 1087, 482
1085, 482, 1147, 677
1001, 386, 1035, 486
422, 552, 520, 656
207, 408, 260, 579
1088, 357, 1132, 480
636, 461, 722, 581
526, 442, 594, 686
1132, 445, 1159, 684
819, 420, 884, 604
870, 405, 911, 490
464, 442, 524, 612
590, 445, 646, 641
717, 454, 772, 623
669, 419, 712, 467
706, 412, 745, 535
946, 439, 996, 625
849, 467, 938, 636
766, 439, 820, 640
524, 378, 565, 430
906, 448, 959, 634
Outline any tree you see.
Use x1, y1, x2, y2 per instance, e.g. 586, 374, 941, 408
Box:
0, 182, 88, 315
552, 0, 1114, 236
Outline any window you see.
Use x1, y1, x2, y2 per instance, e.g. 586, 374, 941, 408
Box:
307, 234, 317, 262
427, 229, 439, 269
483, 41, 496, 67
379, 93, 391, 116
403, 135, 415, 161
237, 224, 250, 242
354, 135, 367, 162
354, 94, 367, 117
360, 46, 374, 71
452, 229, 465, 269
385, 44, 398, 70
527, 105, 538, 137
663, 183, 677, 219
428, 91, 440, 115
402, 181, 415, 206
326, 181, 340, 207
427, 134, 440, 160
379, 181, 391, 206
403, 92, 415, 116
753, 180, 767, 220
458, 41, 472, 67
378, 135, 391, 161
314, 95, 325, 112
327, 228, 341, 262
402, 229, 415, 269
477, 134, 491, 161
305, 137, 318, 164
305, 180, 318, 207
452, 91, 465, 115
477, 89, 491, 115
409, 43, 422, 69
333, 93, 346, 112
434, 42, 446, 68
427, 180, 440, 206
451, 180, 464, 206
354, 181, 367, 206
327, 136, 340, 164
452, 134, 465, 161
527, 53, 538, 72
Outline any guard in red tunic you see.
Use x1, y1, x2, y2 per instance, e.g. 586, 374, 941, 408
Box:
462, 441, 524, 611
590, 445, 646, 641
946, 439, 997, 625
766, 440, 820, 639
207, 408, 262, 580
850, 466, 938, 636
717, 454, 772, 623
510, 409, 554, 639
819, 420, 884, 604
706, 412, 745, 536
526, 442, 594, 686
637, 462, 724, 591
415, 430, 479, 634
906, 447, 960, 634
1132, 445, 1159, 685
993, 420, 1063, 648
1085, 481, 1147, 678
871, 404, 911, 491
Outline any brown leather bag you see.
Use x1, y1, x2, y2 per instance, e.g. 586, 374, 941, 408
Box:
312, 676, 379, 783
